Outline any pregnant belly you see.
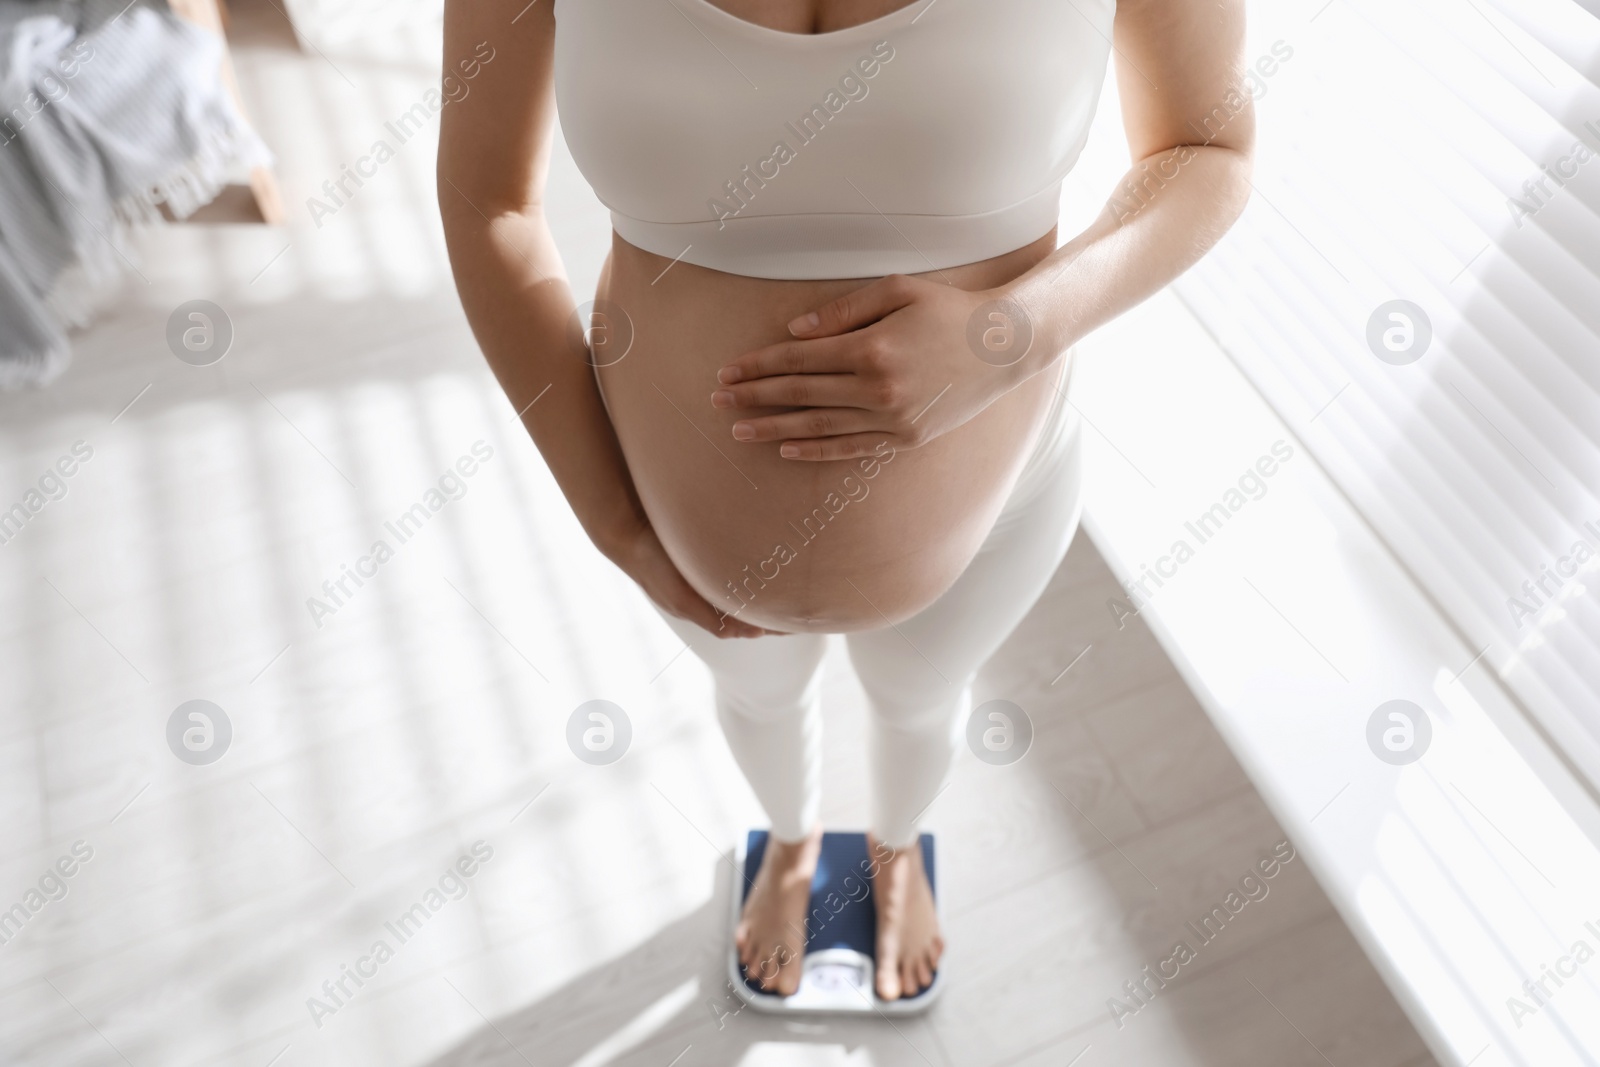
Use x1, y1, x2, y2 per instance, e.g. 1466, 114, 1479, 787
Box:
593, 230, 1064, 633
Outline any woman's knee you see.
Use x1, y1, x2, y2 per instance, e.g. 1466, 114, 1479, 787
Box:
714, 675, 821, 726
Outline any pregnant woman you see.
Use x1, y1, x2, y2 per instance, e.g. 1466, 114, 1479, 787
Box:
440, 0, 1251, 1002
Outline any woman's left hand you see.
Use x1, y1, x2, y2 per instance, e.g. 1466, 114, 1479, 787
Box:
711, 274, 1037, 461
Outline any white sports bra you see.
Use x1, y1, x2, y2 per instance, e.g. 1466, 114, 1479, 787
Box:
552, 0, 1116, 280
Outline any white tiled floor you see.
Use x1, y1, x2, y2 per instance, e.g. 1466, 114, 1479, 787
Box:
0, 3, 1438, 1064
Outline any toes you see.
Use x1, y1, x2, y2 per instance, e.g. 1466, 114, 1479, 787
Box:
902, 958, 920, 997
751, 943, 797, 993
877, 946, 903, 1000
773, 945, 798, 992
753, 950, 781, 989
915, 954, 934, 991
775, 953, 803, 996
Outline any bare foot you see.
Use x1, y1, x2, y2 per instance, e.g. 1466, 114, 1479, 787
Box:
735, 827, 822, 995
868, 833, 943, 1000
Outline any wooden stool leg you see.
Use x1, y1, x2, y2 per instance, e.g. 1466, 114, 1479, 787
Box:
168, 0, 285, 224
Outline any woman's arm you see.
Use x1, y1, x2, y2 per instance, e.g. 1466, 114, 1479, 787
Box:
1005, 0, 1254, 367
712, 0, 1254, 460
438, 0, 770, 636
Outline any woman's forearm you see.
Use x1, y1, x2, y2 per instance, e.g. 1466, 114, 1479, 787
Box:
1003, 143, 1254, 380
440, 199, 647, 559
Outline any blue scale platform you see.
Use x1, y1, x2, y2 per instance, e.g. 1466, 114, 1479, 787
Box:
730, 829, 941, 1014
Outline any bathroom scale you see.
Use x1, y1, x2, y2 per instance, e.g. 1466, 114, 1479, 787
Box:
729, 829, 943, 1015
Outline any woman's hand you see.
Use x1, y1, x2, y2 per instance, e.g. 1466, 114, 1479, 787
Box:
711, 274, 1039, 462
608, 522, 779, 639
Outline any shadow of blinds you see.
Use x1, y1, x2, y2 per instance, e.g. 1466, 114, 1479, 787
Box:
1174, 0, 1600, 788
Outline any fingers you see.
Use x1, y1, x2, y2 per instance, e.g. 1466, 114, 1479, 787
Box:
693, 597, 771, 639
715, 612, 777, 639
777, 432, 899, 462
727, 407, 882, 445
785, 273, 920, 340
655, 558, 772, 639
622, 523, 779, 639
717, 330, 874, 385
711, 373, 862, 412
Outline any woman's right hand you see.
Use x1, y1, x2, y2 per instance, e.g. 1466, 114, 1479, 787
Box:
609, 522, 778, 639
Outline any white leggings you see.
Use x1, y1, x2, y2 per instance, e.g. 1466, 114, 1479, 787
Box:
657, 378, 1083, 849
